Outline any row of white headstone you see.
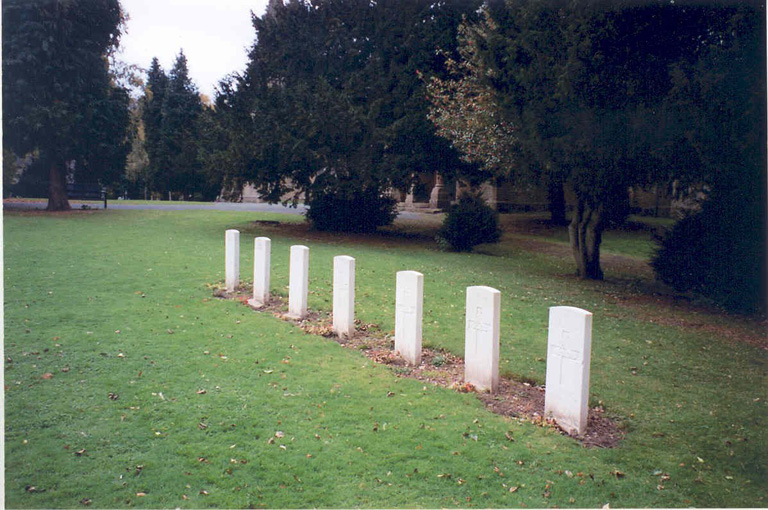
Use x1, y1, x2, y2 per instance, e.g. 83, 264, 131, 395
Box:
225, 230, 593, 436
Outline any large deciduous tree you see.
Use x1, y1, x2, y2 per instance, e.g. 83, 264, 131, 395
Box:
3, 0, 128, 210
429, 0, 756, 280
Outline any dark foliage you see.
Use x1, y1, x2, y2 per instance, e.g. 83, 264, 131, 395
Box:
448, 0, 762, 279
306, 187, 397, 233
140, 52, 208, 199
2, 0, 128, 209
652, 3, 765, 315
437, 192, 501, 252
652, 197, 765, 315
201, 0, 480, 218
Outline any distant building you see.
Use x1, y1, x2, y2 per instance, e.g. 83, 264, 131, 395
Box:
238, 172, 692, 218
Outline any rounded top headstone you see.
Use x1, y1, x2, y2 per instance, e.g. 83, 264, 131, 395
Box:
549, 306, 592, 318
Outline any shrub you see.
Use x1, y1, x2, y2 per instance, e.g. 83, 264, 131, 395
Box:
306, 187, 397, 233
652, 195, 765, 315
436, 192, 501, 252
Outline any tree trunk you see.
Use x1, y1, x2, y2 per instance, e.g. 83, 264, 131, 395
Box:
46, 161, 71, 211
568, 198, 604, 280
548, 173, 567, 225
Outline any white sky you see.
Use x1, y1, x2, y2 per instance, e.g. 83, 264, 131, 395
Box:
118, 0, 270, 98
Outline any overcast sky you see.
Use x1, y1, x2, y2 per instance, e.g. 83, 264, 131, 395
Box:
118, 0, 270, 98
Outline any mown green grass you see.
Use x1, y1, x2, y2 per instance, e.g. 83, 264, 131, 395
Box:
4, 209, 766, 508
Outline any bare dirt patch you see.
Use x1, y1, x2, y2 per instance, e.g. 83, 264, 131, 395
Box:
215, 286, 624, 448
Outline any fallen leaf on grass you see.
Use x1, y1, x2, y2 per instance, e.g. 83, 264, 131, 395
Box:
509, 486, 519, 493
108, 393, 119, 400
41, 373, 53, 380
80, 498, 92, 506
25, 485, 45, 493
611, 470, 626, 479
75, 449, 87, 456
136, 492, 146, 497
196, 389, 207, 395
199, 490, 209, 496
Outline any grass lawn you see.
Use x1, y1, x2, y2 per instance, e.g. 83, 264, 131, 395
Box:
4, 208, 766, 508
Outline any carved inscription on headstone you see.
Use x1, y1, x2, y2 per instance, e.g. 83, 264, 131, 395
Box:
395, 271, 423, 366
464, 286, 500, 392
225, 229, 240, 292
544, 306, 593, 436
333, 256, 356, 337
248, 237, 271, 309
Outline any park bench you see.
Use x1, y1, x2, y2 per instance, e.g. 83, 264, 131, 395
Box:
66, 182, 107, 209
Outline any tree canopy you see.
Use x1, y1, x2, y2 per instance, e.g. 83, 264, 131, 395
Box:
140, 52, 212, 200
426, 0, 765, 280
201, 0, 480, 230
2, 0, 129, 210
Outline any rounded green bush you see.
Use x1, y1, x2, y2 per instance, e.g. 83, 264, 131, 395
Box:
436, 192, 501, 252
306, 187, 397, 233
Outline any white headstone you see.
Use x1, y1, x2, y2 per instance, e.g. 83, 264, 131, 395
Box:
248, 237, 271, 309
464, 286, 500, 392
544, 306, 593, 436
333, 256, 356, 337
395, 271, 423, 365
287, 245, 309, 319
225, 229, 240, 292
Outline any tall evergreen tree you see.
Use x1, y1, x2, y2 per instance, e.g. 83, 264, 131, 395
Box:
141, 52, 205, 198
3, 0, 129, 210
161, 51, 204, 198
203, 0, 480, 230
141, 57, 169, 195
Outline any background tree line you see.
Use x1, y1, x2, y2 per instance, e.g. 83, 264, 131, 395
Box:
3, 0, 764, 313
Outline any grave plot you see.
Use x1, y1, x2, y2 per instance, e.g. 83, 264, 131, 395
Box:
213, 232, 622, 447
215, 288, 622, 448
